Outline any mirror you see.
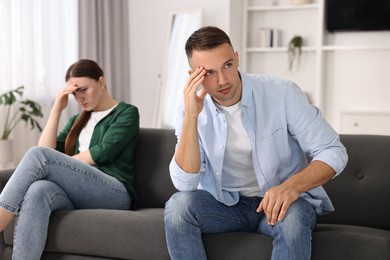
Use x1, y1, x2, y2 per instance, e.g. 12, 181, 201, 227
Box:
154, 9, 202, 128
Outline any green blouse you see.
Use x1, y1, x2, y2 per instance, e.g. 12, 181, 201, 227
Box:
56, 102, 139, 207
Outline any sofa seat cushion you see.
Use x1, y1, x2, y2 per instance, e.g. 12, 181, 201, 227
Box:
312, 224, 390, 260
203, 232, 272, 260
3, 210, 390, 260
4, 208, 169, 260
203, 223, 390, 260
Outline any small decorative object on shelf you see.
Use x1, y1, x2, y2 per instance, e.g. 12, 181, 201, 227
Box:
266, 0, 277, 5
258, 28, 280, 48
287, 35, 303, 72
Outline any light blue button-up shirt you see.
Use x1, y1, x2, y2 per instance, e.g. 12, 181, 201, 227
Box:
169, 72, 348, 215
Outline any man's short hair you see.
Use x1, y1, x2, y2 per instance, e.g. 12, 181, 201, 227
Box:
185, 26, 233, 58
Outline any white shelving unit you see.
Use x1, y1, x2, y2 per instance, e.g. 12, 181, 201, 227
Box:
242, 0, 325, 109
241, 0, 390, 136
322, 45, 390, 51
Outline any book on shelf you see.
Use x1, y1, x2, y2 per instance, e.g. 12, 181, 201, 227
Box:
258, 28, 280, 48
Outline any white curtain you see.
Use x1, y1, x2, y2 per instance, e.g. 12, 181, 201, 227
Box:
0, 0, 78, 164
155, 10, 201, 128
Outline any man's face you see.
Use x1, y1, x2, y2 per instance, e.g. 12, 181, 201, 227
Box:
189, 43, 242, 107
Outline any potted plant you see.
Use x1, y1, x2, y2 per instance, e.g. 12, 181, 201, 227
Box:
0, 86, 43, 165
287, 35, 303, 72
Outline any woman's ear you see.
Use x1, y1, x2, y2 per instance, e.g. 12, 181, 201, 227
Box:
98, 76, 106, 89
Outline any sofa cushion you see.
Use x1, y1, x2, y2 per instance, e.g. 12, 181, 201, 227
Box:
203, 224, 390, 260
203, 232, 272, 260
320, 135, 390, 230
133, 128, 177, 209
312, 224, 390, 259
4, 208, 170, 260
4, 210, 390, 260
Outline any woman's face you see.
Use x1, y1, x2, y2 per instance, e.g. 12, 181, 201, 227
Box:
68, 76, 105, 111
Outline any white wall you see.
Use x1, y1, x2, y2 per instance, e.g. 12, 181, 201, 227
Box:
129, 0, 237, 128
129, 1, 390, 135
323, 31, 390, 134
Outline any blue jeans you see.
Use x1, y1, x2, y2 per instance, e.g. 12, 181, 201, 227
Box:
164, 190, 316, 260
0, 146, 131, 260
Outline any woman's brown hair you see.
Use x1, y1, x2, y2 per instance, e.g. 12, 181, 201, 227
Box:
64, 59, 104, 156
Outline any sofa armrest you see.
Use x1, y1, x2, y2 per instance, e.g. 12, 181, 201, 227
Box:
0, 169, 14, 192
0, 169, 13, 259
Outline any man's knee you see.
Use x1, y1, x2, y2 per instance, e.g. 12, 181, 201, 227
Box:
275, 198, 316, 237
164, 190, 213, 224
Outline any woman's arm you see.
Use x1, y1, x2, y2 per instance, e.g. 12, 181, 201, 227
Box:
73, 150, 95, 165
38, 83, 77, 148
38, 109, 62, 148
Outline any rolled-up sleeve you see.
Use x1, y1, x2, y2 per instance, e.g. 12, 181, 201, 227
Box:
169, 155, 201, 191
285, 82, 348, 176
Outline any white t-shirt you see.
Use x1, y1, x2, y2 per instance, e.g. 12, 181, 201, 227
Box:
217, 102, 261, 197
78, 105, 117, 152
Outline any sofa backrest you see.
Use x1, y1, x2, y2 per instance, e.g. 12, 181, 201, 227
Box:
134, 129, 390, 231
133, 128, 177, 208
319, 134, 390, 231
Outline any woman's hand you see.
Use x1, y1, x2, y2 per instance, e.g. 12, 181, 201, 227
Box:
38, 82, 78, 148
52, 81, 78, 113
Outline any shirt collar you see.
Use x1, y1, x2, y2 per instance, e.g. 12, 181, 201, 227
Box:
240, 71, 253, 109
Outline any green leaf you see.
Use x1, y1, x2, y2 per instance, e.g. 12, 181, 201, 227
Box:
0, 86, 44, 140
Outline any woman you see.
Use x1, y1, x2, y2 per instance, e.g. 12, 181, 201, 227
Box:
0, 59, 139, 259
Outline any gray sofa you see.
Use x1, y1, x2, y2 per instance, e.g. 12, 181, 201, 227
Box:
0, 128, 389, 259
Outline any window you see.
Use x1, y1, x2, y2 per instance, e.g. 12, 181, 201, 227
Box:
0, 0, 78, 163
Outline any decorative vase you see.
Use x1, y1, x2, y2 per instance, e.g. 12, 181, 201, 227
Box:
291, 0, 312, 5
0, 139, 13, 167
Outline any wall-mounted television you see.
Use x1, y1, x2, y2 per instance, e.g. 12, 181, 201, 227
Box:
326, 0, 390, 32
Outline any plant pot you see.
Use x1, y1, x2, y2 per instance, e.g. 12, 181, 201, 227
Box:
0, 139, 13, 166
291, 0, 312, 5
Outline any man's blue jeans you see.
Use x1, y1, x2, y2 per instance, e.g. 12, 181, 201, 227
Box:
164, 190, 316, 260
0, 146, 131, 260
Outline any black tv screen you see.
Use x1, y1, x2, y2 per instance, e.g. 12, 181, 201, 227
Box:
326, 0, 390, 32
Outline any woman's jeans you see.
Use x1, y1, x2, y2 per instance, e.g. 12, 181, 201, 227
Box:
0, 146, 131, 260
164, 190, 317, 260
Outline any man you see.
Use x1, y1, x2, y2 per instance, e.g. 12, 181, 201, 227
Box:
164, 26, 348, 260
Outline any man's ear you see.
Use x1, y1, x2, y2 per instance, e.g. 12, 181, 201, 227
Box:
235, 51, 240, 67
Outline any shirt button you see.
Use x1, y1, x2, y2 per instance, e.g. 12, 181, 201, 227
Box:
215, 171, 220, 176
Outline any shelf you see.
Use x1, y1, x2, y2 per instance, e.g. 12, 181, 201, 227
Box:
242, 0, 390, 134
247, 4, 319, 11
322, 45, 390, 51
243, 0, 325, 110
246, 46, 318, 52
